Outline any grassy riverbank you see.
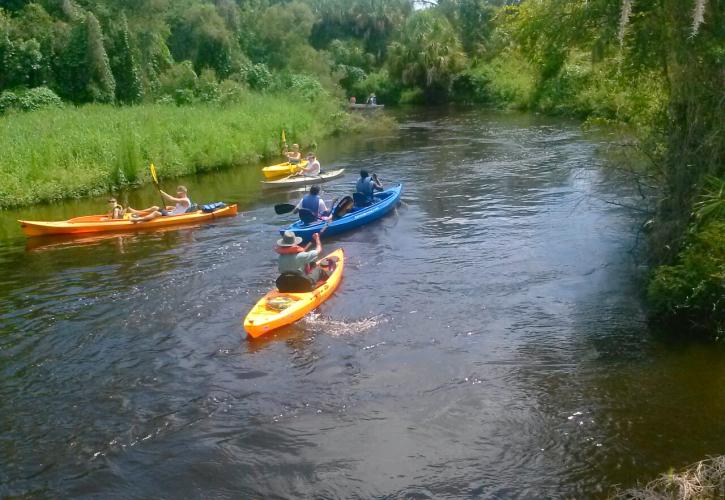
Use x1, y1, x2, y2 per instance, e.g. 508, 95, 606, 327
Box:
0, 94, 352, 208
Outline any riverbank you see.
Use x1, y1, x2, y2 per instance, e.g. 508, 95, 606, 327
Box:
0, 94, 392, 209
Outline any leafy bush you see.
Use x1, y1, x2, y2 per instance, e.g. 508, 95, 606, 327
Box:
0, 86, 62, 114
351, 69, 400, 105
240, 62, 272, 91
217, 79, 247, 104
399, 87, 425, 104
451, 52, 534, 108
157, 61, 198, 99
648, 220, 725, 337
272, 73, 327, 101
196, 68, 220, 103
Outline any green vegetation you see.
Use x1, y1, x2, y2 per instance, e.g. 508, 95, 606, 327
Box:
0, 0, 721, 335
0, 94, 344, 208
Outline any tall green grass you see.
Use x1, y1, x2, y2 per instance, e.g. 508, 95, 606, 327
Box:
0, 93, 346, 208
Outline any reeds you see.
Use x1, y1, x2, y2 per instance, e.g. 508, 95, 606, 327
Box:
0, 94, 340, 208
615, 456, 725, 499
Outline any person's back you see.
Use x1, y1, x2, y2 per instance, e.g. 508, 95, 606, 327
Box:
275, 231, 325, 283
301, 192, 321, 218
355, 169, 377, 205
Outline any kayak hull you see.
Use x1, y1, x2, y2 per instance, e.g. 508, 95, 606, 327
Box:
282, 183, 402, 242
261, 169, 345, 188
263, 160, 308, 179
18, 204, 238, 237
243, 248, 344, 338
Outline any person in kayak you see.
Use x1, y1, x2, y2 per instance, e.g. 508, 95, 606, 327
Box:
294, 185, 330, 221
355, 170, 383, 206
129, 186, 192, 222
283, 143, 302, 165
106, 197, 125, 220
294, 152, 321, 177
275, 231, 329, 283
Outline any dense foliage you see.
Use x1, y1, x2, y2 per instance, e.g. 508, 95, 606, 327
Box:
0, 0, 721, 335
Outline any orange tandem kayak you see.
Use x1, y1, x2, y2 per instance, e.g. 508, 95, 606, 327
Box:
18, 204, 238, 237
244, 248, 344, 338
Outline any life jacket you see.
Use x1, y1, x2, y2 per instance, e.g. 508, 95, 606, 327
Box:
356, 177, 374, 202
274, 245, 304, 255
301, 194, 320, 217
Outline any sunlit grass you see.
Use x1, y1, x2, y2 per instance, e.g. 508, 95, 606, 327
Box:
0, 94, 345, 208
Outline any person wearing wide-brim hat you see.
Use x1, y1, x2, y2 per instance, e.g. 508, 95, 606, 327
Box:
275, 230, 327, 283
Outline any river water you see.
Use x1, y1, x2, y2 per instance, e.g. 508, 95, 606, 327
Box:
2, 108, 724, 498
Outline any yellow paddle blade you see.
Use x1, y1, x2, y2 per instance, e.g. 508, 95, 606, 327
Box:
281, 129, 286, 143
149, 163, 159, 184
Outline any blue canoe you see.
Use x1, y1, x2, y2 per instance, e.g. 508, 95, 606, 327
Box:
282, 183, 402, 241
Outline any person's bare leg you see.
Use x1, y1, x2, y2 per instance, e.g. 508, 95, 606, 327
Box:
131, 210, 163, 222
127, 206, 159, 215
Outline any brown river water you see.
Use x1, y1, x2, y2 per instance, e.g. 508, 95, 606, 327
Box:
1, 108, 724, 498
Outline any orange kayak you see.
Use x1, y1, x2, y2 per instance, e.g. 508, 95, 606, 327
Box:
244, 248, 344, 338
18, 204, 238, 237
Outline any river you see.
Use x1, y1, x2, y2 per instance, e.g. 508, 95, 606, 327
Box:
2, 108, 724, 498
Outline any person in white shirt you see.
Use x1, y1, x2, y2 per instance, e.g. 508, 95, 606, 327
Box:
129, 185, 192, 222
296, 152, 321, 177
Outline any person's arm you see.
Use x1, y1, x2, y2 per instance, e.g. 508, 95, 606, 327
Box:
312, 232, 322, 255
372, 174, 383, 190
292, 198, 303, 214
319, 199, 328, 214
160, 190, 185, 204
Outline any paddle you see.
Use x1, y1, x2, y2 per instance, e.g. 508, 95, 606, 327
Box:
149, 163, 166, 209
274, 203, 296, 215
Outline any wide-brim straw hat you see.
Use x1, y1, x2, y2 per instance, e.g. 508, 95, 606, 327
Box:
277, 230, 302, 247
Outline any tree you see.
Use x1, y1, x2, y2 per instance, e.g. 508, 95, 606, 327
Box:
168, 3, 237, 78
387, 9, 466, 100
56, 11, 115, 103
109, 13, 143, 103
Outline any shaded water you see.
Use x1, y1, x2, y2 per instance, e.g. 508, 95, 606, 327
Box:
2, 108, 724, 498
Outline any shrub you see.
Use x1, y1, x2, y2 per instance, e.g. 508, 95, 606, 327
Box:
351, 69, 400, 105
399, 87, 425, 104
648, 220, 725, 337
241, 62, 272, 91
0, 86, 62, 114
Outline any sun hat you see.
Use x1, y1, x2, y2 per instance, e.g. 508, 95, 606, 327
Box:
277, 230, 302, 247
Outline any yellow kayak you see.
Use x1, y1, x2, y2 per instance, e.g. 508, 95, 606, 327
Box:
244, 248, 344, 338
262, 160, 308, 179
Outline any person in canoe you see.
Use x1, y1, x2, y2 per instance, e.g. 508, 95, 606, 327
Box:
275, 230, 329, 284
354, 170, 383, 206
129, 185, 192, 222
294, 185, 330, 222
293, 152, 321, 177
283, 143, 302, 165
106, 197, 126, 220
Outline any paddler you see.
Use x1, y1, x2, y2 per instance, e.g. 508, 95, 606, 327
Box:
283, 143, 302, 165
129, 185, 192, 222
354, 169, 383, 206
275, 231, 329, 283
293, 152, 321, 177
106, 197, 125, 220
294, 185, 330, 222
